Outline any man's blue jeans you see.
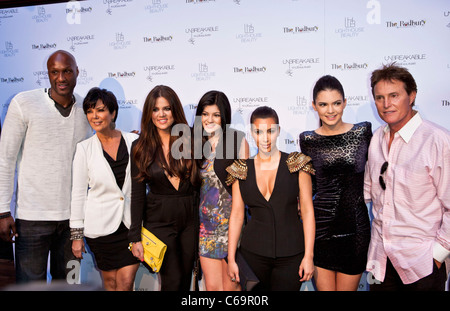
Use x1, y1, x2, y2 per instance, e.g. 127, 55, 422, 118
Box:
15, 219, 75, 284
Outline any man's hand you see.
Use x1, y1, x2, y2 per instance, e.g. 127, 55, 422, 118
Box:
434, 259, 442, 269
0, 214, 17, 242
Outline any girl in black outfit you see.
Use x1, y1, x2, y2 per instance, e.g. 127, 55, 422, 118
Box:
226, 106, 315, 291
128, 85, 199, 291
299, 75, 372, 291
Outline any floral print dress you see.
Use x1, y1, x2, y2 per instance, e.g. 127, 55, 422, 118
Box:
198, 155, 232, 259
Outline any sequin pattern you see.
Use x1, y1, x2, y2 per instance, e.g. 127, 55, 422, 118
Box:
299, 122, 372, 275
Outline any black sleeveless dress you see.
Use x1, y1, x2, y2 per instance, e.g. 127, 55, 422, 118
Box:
299, 122, 372, 275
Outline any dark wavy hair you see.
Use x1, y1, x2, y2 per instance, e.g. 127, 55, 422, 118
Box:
132, 85, 198, 185
83, 87, 118, 121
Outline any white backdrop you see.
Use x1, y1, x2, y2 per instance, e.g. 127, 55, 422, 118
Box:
0, 0, 449, 291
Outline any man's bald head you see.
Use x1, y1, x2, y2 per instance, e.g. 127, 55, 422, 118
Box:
47, 50, 79, 106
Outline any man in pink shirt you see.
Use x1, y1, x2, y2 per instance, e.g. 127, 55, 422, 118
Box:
364, 63, 449, 290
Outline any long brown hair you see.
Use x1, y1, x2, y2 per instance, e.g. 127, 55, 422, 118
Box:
132, 85, 198, 185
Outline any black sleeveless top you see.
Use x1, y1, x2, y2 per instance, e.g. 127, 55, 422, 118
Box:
227, 151, 314, 258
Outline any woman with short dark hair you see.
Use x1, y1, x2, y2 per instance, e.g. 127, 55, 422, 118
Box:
70, 87, 140, 291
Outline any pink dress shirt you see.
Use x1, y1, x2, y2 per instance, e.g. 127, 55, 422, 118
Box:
364, 112, 450, 284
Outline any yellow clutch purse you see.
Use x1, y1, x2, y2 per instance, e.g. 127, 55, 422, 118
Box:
129, 227, 167, 273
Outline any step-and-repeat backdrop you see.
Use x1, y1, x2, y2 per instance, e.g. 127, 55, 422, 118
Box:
0, 0, 449, 291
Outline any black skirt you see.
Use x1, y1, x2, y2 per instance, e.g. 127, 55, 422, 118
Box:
85, 222, 139, 271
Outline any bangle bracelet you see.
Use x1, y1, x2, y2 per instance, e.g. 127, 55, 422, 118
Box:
70, 228, 84, 240
0, 212, 11, 219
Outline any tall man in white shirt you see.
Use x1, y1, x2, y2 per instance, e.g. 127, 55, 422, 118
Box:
364, 63, 449, 290
0, 50, 92, 284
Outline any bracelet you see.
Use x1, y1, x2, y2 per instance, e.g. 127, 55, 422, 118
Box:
0, 212, 11, 219
70, 228, 84, 240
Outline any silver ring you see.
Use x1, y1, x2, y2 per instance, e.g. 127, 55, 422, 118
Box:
231, 277, 236, 282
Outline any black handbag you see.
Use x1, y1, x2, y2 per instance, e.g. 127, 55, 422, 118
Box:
235, 249, 259, 291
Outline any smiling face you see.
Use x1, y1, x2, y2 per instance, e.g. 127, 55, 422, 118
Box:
86, 99, 116, 134
152, 96, 174, 133
373, 79, 416, 133
251, 117, 280, 155
201, 104, 222, 134
47, 51, 79, 102
313, 89, 346, 128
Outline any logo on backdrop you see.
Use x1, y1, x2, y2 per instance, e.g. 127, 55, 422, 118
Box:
32, 6, 52, 23
67, 34, 95, 52
283, 57, 320, 76
0, 76, 24, 84
283, 25, 319, 34
117, 98, 138, 109
287, 96, 313, 116
442, 99, 450, 107
233, 66, 267, 74
103, 0, 134, 15
331, 62, 369, 71
77, 68, 94, 86
191, 63, 215, 81
0, 41, 19, 57
145, 0, 169, 14
233, 96, 268, 114
335, 17, 365, 38
185, 26, 219, 45
109, 32, 132, 50
144, 64, 175, 82
33, 70, 48, 86
107, 70, 136, 78
31, 43, 57, 51
346, 95, 370, 107
236, 24, 262, 43
143, 35, 173, 43
386, 19, 426, 29
445, 10, 450, 28
0, 8, 19, 26
383, 53, 426, 67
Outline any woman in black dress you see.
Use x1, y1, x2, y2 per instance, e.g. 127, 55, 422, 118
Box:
128, 85, 200, 291
299, 75, 372, 291
227, 106, 315, 291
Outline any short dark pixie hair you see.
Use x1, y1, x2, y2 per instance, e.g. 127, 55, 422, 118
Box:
83, 87, 119, 121
250, 106, 279, 124
370, 63, 418, 106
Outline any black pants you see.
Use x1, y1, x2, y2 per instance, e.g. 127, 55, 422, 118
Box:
15, 219, 76, 284
370, 257, 447, 291
240, 248, 303, 291
145, 193, 197, 291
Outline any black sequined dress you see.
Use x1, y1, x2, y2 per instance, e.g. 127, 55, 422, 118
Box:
299, 122, 372, 275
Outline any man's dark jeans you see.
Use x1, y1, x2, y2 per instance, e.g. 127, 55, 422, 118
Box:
15, 219, 75, 284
